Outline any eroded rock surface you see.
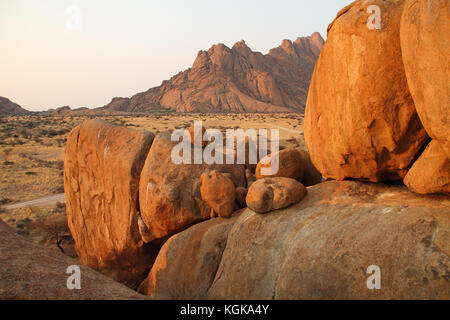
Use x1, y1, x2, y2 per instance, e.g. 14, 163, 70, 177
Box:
142, 181, 450, 300
0, 219, 147, 300
400, 0, 450, 156
138, 132, 246, 243
64, 120, 156, 288
304, 0, 429, 182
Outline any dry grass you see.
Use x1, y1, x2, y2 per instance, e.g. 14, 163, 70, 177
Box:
0, 113, 304, 204
0, 112, 305, 257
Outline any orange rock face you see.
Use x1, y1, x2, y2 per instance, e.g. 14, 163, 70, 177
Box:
137, 215, 239, 299
304, 0, 429, 182
64, 120, 156, 288
200, 170, 236, 218
404, 140, 450, 195
255, 148, 304, 181
138, 132, 246, 243
400, 0, 450, 157
142, 181, 450, 300
103, 33, 324, 113
246, 177, 307, 213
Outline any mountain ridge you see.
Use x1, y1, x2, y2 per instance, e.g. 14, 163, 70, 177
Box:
101, 32, 324, 113
0, 97, 31, 116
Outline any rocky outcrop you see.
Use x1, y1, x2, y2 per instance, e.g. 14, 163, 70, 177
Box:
137, 214, 240, 298
101, 33, 324, 113
142, 181, 450, 300
138, 132, 246, 244
0, 219, 146, 300
304, 0, 429, 182
64, 120, 156, 289
246, 177, 307, 214
0, 96, 30, 116
400, 0, 450, 157
404, 140, 450, 194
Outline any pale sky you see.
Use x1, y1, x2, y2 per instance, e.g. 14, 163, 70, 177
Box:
0, 0, 352, 111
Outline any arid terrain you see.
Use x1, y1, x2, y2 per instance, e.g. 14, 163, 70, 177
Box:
0, 113, 305, 257
0, 0, 448, 302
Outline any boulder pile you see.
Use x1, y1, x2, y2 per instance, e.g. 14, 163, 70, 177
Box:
138, 181, 450, 299
304, 0, 449, 194
58, 0, 449, 301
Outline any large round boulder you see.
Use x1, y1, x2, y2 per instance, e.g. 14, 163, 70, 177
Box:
304, 0, 429, 182
64, 120, 156, 288
138, 132, 246, 243
255, 148, 304, 181
404, 140, 450, 194
400, 0, 450, 156
246, 177, 307, 213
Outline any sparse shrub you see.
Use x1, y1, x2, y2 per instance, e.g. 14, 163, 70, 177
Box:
30, 216, 71, 253
0, 198, 12, 205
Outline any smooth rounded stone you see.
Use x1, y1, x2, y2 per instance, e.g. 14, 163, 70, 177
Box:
400, 0, 450, 157
255, 148, 304, 181
404, 140, 450, 195
246, 177, 307, 213
304, 0, 429, 182
200, 170, 236, 218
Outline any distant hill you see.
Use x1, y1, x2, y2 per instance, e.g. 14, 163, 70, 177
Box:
101, 32, 324, 113
0, 97, 31, 116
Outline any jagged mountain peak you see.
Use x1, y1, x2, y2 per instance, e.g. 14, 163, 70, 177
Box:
101, 33, 324, 113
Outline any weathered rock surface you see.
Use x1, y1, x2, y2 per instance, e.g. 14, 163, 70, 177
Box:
137, 214, 240, 299
143, 181, 450, 300
101, 34, 324, 113
200, 170, 236, 218
255, 148, 304, 181
0, 219, 147, 300
246, 177, 307, 213
304, 0, 429, 182
400, 0, 450, 157
64, 119, 156, 288
138, 132, 246, 243
404, 140, 450, 194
